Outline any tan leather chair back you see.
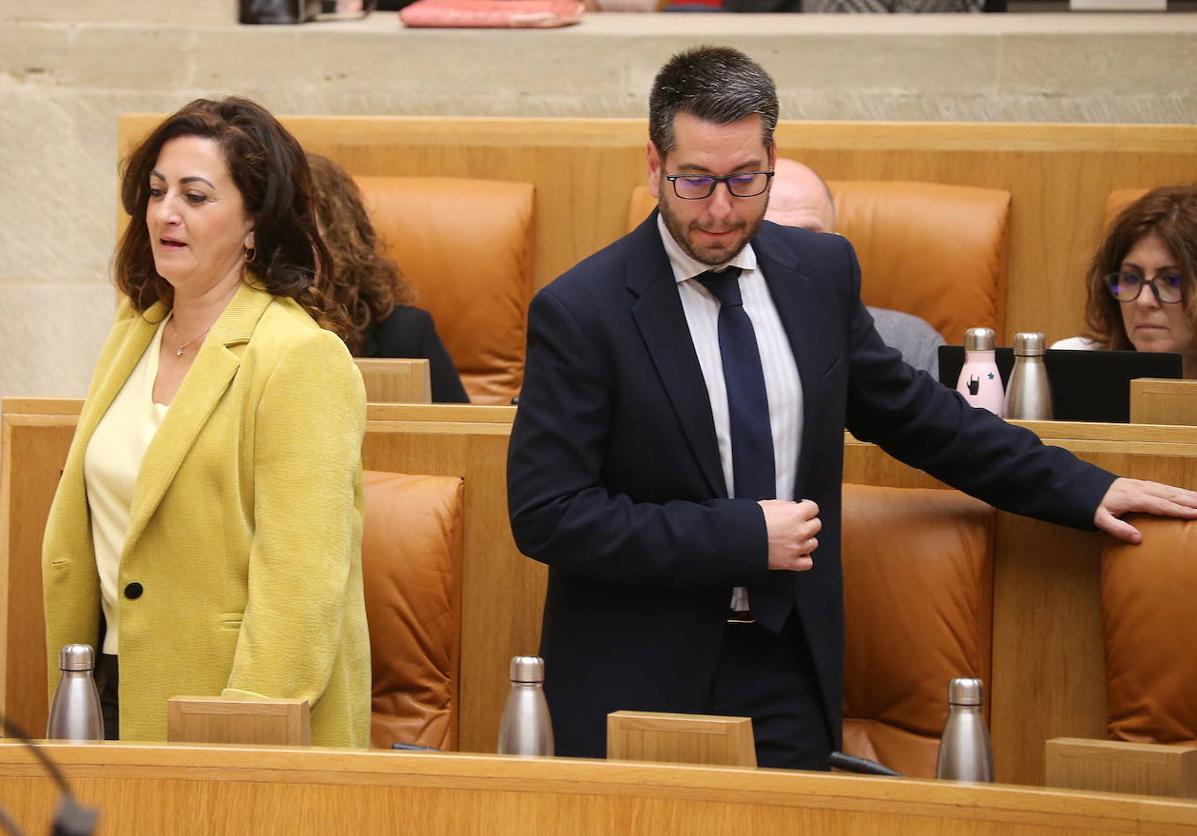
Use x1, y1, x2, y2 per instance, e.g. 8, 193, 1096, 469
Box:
840, 484, 996, 777
356, 177, 535, 405
627, 186, 657, 234
828, 181, 1009, 345
1103, 188, 1150, 232
1101, 518, 1197, 744
362, 470, 465, 750
626, 181, 1009, 345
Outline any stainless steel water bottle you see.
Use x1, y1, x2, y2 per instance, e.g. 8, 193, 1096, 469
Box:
935, 677, 993, 782
1004, 332, 1054, 420
497, 655, 554, 756
46, 644, 104, 741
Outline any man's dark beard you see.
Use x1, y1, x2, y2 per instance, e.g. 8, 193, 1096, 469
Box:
657, 188, 764, 267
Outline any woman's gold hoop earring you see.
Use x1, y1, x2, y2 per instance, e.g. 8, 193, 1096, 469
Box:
243, 247, 256, 263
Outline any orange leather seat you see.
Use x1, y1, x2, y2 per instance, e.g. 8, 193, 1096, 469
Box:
356, 177, 535, 405
828, 181, 1009, 346
1101, 518, 1197, 744
362, 470, 465, 750
626, 181, 1010, 345
840, 484, 996, 777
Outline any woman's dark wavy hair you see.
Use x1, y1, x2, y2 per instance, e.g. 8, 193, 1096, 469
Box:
307, 154, 413, 354
1083, 184, 1197, 350
115, 96, 344, 338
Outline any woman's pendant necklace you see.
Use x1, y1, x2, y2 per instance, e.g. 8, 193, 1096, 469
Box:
171, 318, 210, 358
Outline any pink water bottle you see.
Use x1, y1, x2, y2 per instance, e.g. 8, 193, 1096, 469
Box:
956, 327, 1004, 416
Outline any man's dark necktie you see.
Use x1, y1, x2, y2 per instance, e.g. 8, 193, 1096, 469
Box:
697, 267, 793, 633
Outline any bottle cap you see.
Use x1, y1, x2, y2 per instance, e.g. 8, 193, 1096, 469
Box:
947, 677, 984, 706
59, 643, 95, 672
509, 655, 545, 683
963, 328, 996, 352
1012, 332, 1046, 356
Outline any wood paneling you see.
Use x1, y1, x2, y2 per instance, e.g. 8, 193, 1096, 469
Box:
3, 743, 1197, 836
8, 397, 1197, 786
358, 403, 540, 755
1046, 738, 1197, 800
844, 421, 1197, 787
1, 399, 536, 755
354, 358, 431, 404
116, 116, 1197, 347
0, 400, 78, 740
1131, 379, 1197, 426
167, 697, 310, 747
607, 711, 757, 768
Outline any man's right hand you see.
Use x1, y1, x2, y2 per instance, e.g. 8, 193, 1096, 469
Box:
759, 499, 821, 572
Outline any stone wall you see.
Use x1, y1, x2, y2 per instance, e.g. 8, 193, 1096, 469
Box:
1, 12, 1195, 399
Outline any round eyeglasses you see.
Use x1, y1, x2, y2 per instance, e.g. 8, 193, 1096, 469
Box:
664, 170, 774, 201
1105, 271, 1185, 305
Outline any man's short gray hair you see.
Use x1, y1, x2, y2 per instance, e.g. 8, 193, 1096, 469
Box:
648, 46, 779, 158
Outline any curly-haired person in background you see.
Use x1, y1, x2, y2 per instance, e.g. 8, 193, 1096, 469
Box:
307, 154, 469, 403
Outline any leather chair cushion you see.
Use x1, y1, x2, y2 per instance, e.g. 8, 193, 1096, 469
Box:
362, 470, 465, 750
1102, 518, 1197, 744
841, 484, 996, 777
626, 181, 1010, 346
828, 181, 1009, 346
357, 176, 535, 405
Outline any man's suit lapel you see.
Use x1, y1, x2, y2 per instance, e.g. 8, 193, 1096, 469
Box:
627, 213, 728, 499
123, 282, 272, 557
754, 223, 841, 498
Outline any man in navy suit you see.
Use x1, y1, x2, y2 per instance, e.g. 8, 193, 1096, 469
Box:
506, 46, 1197, 769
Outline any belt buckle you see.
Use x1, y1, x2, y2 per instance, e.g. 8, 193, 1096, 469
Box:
727, 586, 755, 624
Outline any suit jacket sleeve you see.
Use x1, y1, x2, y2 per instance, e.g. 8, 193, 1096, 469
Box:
366, 306, 470, 404
507, 286, 768, 589
222, 329, 367, 702
415, 312, 471, 404
841, 239, 1115, 528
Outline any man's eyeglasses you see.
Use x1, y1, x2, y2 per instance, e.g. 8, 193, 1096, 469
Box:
1105, 271, 1185, 305
664, 170, 774, 201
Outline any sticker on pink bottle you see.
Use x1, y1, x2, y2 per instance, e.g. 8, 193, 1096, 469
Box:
956, 327, 1005, 417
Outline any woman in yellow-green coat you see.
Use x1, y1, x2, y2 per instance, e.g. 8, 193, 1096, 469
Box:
42, 98, 370, 747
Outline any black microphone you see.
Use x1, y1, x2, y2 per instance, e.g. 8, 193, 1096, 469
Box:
829, 750, 902, 777
0, 713, 99, 836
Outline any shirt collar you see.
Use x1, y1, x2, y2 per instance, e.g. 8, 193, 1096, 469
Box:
657, 213, 757, 286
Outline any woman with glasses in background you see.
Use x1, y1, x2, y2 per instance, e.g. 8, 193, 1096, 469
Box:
1054, 185, 1197, 378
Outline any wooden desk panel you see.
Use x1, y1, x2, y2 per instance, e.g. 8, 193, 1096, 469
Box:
2, 743, 1196, 836
354, 358, 432, 404
6, 398, 1197, 787
845, 421, 1197, 788
1131, 379, 1197, 427
0, 399, 535, 755
0, 399, 80, 740
359, 403, 540, 754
